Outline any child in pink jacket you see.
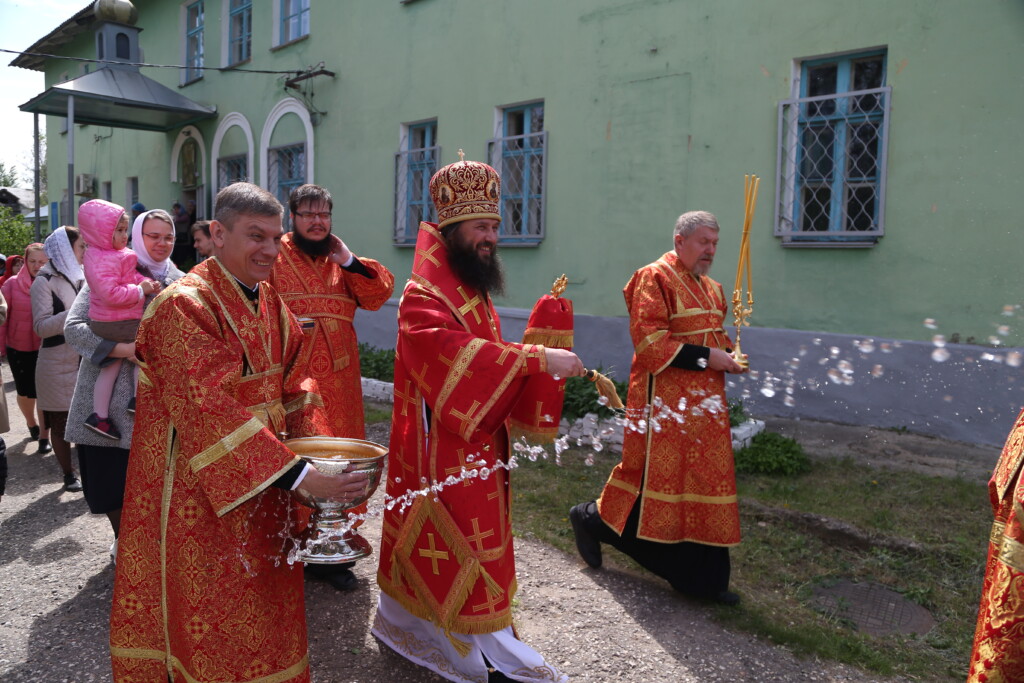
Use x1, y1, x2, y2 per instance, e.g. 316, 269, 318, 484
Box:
77, 200, 159, 440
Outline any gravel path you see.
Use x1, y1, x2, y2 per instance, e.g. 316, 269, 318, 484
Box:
0, 379, 904, 682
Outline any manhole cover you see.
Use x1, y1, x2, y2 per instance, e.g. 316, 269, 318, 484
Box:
810, 580, 934, 636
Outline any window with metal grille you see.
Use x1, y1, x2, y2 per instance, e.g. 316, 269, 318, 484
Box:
269, 144, 305, 228
185, 1, 204, 83
228, 0, 252, 65
394, 121, 439, 244
775, 51, 890, 246
487, 102, 546, 245
217, 154, 248, 191
281, 0, 310, 44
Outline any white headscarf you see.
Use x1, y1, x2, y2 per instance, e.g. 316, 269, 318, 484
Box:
43, 227, 84, 286
131, 209, 175, 281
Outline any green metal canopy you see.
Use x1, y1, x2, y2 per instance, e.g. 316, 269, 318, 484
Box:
19, 67, 216, 132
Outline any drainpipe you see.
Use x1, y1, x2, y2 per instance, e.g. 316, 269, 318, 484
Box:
66, 95, 74, 226
33, 113, 41, 241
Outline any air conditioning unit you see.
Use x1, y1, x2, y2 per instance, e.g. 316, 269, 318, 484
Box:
74, 173, 96, 197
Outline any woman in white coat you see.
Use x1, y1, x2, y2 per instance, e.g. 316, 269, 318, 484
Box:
31, 226, 86, 492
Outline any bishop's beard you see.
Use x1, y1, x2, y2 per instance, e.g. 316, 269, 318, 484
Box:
293, 229, 332, 258
446, 234, 505, 297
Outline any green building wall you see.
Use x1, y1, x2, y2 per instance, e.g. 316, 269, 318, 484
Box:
38, 0, 1024, 345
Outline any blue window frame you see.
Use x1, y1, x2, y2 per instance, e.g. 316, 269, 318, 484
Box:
487, 102, 546, 244
185, 1, 204, 82
394, 121, 439, 244
776, 50, 890, 245
270, 144, 305, 228
228, 0, 252, 65
217, 154, 248, 190
281, 0, 310, 44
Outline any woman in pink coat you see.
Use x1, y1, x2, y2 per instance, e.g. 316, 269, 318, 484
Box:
77, 200, 159, 441
1, 244, 51, 453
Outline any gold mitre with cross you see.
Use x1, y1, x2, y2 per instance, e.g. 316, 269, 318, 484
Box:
429, 149, 502, 230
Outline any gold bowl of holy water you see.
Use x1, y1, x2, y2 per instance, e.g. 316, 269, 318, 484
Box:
284, 436, 387, 564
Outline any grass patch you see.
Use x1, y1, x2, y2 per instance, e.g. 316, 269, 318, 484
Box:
364, 400, 392, 425
511, 445, 990, 682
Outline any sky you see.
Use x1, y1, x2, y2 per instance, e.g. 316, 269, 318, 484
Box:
0, 0, 88, 182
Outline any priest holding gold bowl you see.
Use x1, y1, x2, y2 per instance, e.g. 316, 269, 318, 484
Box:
109, 182, 368, 683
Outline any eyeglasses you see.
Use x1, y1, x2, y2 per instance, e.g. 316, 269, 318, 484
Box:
295, 211, 332, 221
142, 233, 176, 244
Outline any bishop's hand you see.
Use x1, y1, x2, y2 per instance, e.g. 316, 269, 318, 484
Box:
544, 348, 585, 378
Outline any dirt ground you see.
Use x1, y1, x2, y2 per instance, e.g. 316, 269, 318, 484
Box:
0, 363, 952, 681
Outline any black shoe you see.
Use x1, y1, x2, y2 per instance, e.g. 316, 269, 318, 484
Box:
29, 425, 39, 441
126, 397, 136, 416
63, 472, 82, 492
715, 591, 741, 606
306, 564, 358, 591
38, 438, 51, 454
569, 503, 602, 569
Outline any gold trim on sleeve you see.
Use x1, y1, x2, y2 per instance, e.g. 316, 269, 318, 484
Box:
190, 416, 265, 473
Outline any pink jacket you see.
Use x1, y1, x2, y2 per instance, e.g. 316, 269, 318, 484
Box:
0, 266, 41, 352
79, 200, 147, 322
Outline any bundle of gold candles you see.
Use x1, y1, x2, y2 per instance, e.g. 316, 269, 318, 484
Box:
732, 174, 760, 369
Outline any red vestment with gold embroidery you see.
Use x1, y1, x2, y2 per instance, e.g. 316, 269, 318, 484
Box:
110, 257, 329, 683
269, 232, 394, 439
596, 251, 741, 546
376, 223, 551, 638
968, 408, 1024, 682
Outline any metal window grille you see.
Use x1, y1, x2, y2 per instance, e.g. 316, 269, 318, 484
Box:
775, 86, 891, 245
281, 0, 310, 43
228, 0, 252, 65
269, 144, 305, 228
185, 1, 204, 82
394, 144, 439, 244
217, 154, 248, 190
487, 130, 547, 244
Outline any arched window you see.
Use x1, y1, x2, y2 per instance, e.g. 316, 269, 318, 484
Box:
115, 32, 130, 60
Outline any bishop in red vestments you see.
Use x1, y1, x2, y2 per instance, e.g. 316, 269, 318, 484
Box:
109, 183, 368, 683
372, 155, 581, 683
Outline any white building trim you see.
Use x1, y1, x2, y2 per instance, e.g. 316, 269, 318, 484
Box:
258, 97, 315, 188
169, 125, 207, 186
211, 112, 256, 191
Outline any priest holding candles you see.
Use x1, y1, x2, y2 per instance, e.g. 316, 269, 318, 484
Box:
569, 209, 748, 605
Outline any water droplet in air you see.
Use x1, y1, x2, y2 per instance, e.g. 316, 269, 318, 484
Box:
931, 348, 951, 362
1006, 351, 1022, 368
988, 336, 1002, 347
829, 346, 840, 358
1002, 305, 1016, 317
932, 335, 946, 348
923, 318, 938, 329
827, 368, 843, 384
696, 357, 708, 368
783, 395, 795, 407
760, 385, 776, 397
871, 365, 885, 378
837, 360, 854, 375
998, 325, 1011, 336
943, 395, 954, 402
859, 340, 875, 353
597, 395, 609, 406
981, 352, 997, 362
812, 338, 822, 346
